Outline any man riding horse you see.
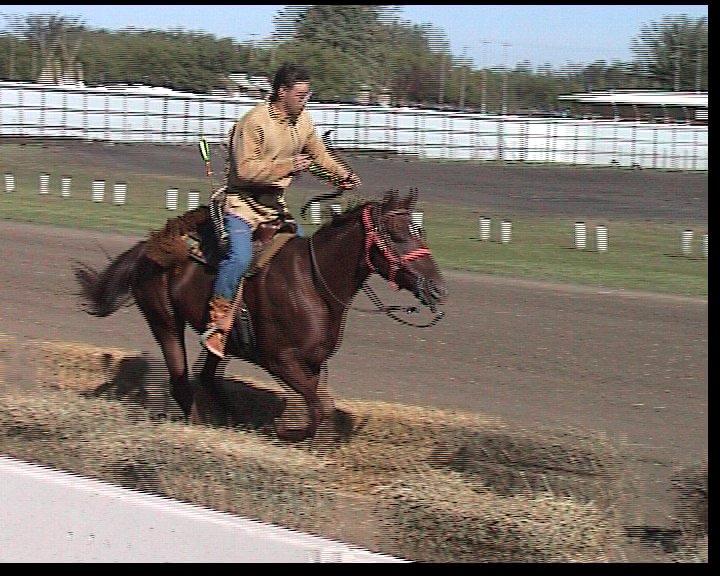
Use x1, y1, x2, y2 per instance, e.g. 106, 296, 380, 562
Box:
202, 62, 362, 358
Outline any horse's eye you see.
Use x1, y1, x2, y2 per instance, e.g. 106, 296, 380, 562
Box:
387, 220, 408, 241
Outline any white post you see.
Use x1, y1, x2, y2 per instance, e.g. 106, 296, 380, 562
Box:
4, 172, 15, 193
309, 201, 321, 225
574, 221, 587, 250
681, 229, 694, 257
113, 182, 127, 206
166, 188, 178, 210
702, 234, 708, 259
91, 180, 105, 203
39, 173, 50, 195
500, 219, 512, 244
595, 225, 608, 252
60, 175, 72, 198
188, 190, 200, 210
479, 217, 491, 241
411, 211, 424, 233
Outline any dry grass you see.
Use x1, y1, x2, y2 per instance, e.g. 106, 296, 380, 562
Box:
666, 461, 708, 562
1, 338, 686, 562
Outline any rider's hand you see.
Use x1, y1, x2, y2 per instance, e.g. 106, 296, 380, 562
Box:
292, 154, 312, 173
338, 172, 361, 190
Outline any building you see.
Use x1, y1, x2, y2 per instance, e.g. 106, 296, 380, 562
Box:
558, 90, 707, 124
224, 73, 272, 99
356, 83, 393, 106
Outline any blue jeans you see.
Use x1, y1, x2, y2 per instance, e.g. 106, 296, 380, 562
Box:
212, 213, 304, 301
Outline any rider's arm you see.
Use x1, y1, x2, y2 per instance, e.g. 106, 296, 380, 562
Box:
301, 117, 354, 183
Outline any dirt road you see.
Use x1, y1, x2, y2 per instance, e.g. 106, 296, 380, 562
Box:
0, 141, 707, 561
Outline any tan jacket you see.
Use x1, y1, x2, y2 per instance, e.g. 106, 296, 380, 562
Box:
224, 101, 350, 227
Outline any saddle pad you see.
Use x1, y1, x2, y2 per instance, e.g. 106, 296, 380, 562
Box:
246, 232, 296, 277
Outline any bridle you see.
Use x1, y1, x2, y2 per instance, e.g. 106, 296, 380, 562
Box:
362, 204, 432, 289
308, 202, 445, 328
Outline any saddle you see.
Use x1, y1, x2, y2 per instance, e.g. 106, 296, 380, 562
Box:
187, 217, 297, 272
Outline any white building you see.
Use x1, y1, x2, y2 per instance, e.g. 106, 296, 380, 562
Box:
559, 90, 708, 124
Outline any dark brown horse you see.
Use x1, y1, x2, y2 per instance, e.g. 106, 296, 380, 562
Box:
73, 190, 447, 441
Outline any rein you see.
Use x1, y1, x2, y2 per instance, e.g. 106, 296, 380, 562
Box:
308, 204, 445, 328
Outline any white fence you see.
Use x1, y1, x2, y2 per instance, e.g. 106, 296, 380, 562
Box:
0, 81, 708, 170
0, 456, 406, 563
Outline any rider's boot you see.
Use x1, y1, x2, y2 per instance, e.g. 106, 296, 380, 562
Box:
201, 294, 233, 359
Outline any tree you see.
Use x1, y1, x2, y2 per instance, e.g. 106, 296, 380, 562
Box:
1, 12, 85, 83
631, 14, 707, 91
270, 5, 408, 100
269, 38, 359, 101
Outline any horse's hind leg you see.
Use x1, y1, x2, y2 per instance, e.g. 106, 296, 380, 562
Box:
152, 318, 193, 417
190, 350, 229, 426
136, 293, 193, 417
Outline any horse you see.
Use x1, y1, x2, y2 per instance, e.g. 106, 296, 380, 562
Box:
73, 189, 447, 441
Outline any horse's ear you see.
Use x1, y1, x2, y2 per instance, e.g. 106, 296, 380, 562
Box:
382, 189, 400, 211
401, 187, 418, 210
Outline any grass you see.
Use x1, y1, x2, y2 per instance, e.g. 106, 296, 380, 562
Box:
417, 203, 708, 296
1, 142, 708, 297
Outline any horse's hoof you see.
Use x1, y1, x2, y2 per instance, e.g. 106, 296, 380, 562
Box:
149, 412, 169, 422
190, 399, 228, 428
274, 424, 311, 442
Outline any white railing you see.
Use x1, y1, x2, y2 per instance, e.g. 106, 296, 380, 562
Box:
0, 81, 708, 170
0, 456, 406, 563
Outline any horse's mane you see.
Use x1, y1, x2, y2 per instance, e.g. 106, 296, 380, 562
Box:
144, 206, 210, 268
316, 192, 409, 233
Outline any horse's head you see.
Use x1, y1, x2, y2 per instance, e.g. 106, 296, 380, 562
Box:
363, 189, 448, 311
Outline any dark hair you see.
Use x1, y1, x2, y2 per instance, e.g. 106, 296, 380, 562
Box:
270, 63, 311, 102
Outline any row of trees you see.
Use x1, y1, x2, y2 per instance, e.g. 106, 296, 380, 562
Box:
0, 8, 708, 114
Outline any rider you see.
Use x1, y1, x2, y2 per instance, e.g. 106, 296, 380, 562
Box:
202, 62, 362, 358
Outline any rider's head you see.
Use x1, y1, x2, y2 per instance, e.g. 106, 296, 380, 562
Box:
270, 63, 311, 119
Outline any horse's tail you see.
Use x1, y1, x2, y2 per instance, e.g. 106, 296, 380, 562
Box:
72, 241, 147, 317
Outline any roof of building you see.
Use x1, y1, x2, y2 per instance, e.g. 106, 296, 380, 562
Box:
227, 73, 271, 93
558, 90, 707, 108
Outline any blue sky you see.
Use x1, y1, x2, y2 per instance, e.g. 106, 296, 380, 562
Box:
0, 5, 708, 69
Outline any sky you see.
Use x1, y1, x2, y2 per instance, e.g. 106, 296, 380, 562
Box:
0, 4, 709, 70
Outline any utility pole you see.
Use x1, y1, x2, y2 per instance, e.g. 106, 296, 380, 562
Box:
694, 44, 704, 93
8, 34, 15, 80
501, 42, 511, 115
459, 46, 468, 110
247, 33, 258, 73
672, 44, 685, 91
438, 50, 447, 107
480, 40, 490, 114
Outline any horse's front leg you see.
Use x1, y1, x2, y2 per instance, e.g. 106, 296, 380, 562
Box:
268, 354, 333, 443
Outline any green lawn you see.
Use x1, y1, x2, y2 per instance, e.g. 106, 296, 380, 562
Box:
1, 143, 707, 297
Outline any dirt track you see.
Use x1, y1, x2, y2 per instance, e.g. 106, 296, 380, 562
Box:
0, 141, 708, 561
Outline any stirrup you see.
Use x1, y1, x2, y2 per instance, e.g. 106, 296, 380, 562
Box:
201, 327, 226, 359
200, 325, 221, 348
